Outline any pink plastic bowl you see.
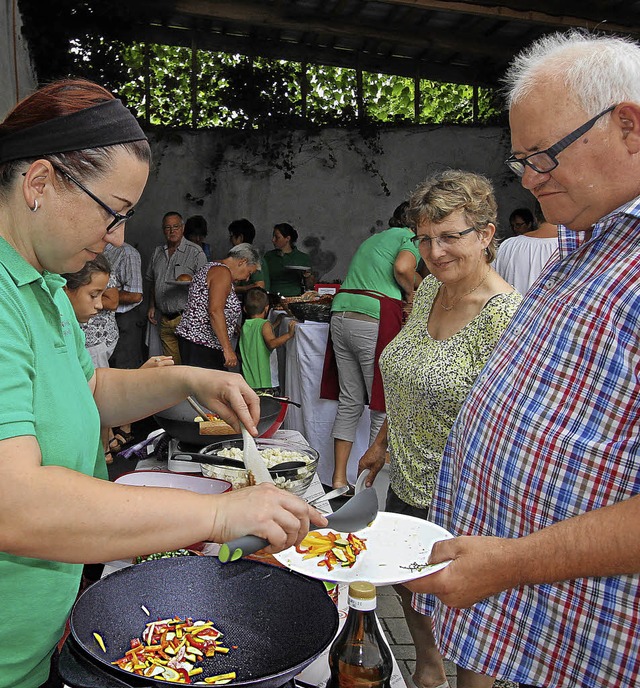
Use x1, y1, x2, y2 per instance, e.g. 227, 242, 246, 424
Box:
114, 470, 231, 495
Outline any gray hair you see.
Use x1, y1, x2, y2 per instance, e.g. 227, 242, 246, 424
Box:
227, 242, 261, 265
504, 31, 640, 119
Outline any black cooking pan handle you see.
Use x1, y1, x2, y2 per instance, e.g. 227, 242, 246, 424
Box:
257, 394, 302, 408
218, 535, 268, 563
60, 638, 156, 688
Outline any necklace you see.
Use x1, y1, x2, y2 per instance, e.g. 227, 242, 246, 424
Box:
440, 267, 491, 311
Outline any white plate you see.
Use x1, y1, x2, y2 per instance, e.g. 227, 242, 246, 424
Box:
273, 512, 453, 585
354, 469, 370, 495
285, 265, 310, 271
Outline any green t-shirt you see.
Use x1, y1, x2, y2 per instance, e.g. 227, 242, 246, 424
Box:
331, 226, 420, 319
263, 247, 311, 296
239, 317, 273, 389
0, 238, 102, 688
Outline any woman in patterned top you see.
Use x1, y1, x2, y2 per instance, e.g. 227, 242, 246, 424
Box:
359, 170, 522, 688
177, 243, 260, 370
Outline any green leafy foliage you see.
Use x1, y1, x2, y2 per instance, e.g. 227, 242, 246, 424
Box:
306, 65, 358, 125
363, 73, 414, 123
112, 44, 502, 127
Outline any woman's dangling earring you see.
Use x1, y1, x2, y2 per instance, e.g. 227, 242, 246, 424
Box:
31, 199, 39, 212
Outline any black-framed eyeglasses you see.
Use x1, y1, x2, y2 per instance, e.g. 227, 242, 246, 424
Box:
411, 226, 476, 248
53, 165, 135, 233
505, 105, 616, 177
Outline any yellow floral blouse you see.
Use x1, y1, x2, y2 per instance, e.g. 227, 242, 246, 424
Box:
379, 275, 522, 508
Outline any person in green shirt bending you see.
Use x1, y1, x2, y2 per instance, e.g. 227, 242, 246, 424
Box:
240, 287, 296, 392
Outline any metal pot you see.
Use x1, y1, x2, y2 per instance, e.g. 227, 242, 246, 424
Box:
153, 396, 284, 446
68, 556, 338, 687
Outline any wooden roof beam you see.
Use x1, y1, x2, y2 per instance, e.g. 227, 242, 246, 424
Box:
172, 0, 515, 59
379, 0, 640, 36
128, 24, 498, 87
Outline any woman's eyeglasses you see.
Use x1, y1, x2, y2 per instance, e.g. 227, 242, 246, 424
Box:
53, 165, 135, 233
411, 226, 476, 248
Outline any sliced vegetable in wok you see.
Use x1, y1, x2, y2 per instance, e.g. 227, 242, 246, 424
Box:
111, 616, 234, 684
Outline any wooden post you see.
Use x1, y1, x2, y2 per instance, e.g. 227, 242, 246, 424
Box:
414, 69, 421, 124
301, 61, 308, 122
356, 57, 364, 123
143, 43, 151, 127
473, 85, 479, 124
191, 35, 199, 129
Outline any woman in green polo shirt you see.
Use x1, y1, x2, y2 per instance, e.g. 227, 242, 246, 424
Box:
263, 222, 313, 296
0, 79, 324, 688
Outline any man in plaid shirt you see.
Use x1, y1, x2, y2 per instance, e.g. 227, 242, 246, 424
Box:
407, 32, 640, 688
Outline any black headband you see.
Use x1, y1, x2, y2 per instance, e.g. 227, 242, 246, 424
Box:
0, 99, 147, 165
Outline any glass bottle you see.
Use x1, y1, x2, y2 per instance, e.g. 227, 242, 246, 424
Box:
328, 581, 393, 688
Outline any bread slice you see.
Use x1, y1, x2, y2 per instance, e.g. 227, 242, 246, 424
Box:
198, 418, 237, 435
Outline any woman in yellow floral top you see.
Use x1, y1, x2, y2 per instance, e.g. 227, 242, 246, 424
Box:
359, 170, 522, 688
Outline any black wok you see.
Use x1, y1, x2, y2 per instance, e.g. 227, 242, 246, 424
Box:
69, 556, 338, 688
153, 396, 283, 446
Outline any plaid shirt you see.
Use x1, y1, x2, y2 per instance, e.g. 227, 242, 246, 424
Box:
104, 242, 143, 314
418, 196, 640, 687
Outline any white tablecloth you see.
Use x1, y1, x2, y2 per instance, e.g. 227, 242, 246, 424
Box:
280, 318, 373, 487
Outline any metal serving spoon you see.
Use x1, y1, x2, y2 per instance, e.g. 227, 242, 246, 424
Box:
186, 395, 212, 420
307, 485, 350, 506
218, 487, 379, 563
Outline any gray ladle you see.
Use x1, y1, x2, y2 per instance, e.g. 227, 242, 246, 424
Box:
218, 486, 379, 563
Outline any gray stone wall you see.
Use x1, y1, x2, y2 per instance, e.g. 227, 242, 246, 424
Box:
0, 0, 37, 119
128, 125, 532, 279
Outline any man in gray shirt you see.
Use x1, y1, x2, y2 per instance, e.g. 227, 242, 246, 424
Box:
146, 211, 207, 363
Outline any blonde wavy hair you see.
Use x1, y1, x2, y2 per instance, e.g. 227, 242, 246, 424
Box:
408, 170, 498, 263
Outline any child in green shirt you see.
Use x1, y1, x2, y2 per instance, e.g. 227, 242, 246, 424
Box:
240, 288, 296, 392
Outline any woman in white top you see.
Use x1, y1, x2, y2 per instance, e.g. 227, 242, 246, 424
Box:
494, 218, 559, 294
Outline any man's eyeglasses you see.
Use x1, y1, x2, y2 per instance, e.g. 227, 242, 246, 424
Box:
411, 226, 476, 248
505, 105, 616, 177
163, 223, 183, 232
53, 165, 134, 233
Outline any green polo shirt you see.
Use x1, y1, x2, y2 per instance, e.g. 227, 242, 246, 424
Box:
331, 226, 419, 319
263, 247, 311, 296
0, 238, 103, 688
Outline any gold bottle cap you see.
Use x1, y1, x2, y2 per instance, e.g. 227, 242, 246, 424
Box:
348, 581, 376, 600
